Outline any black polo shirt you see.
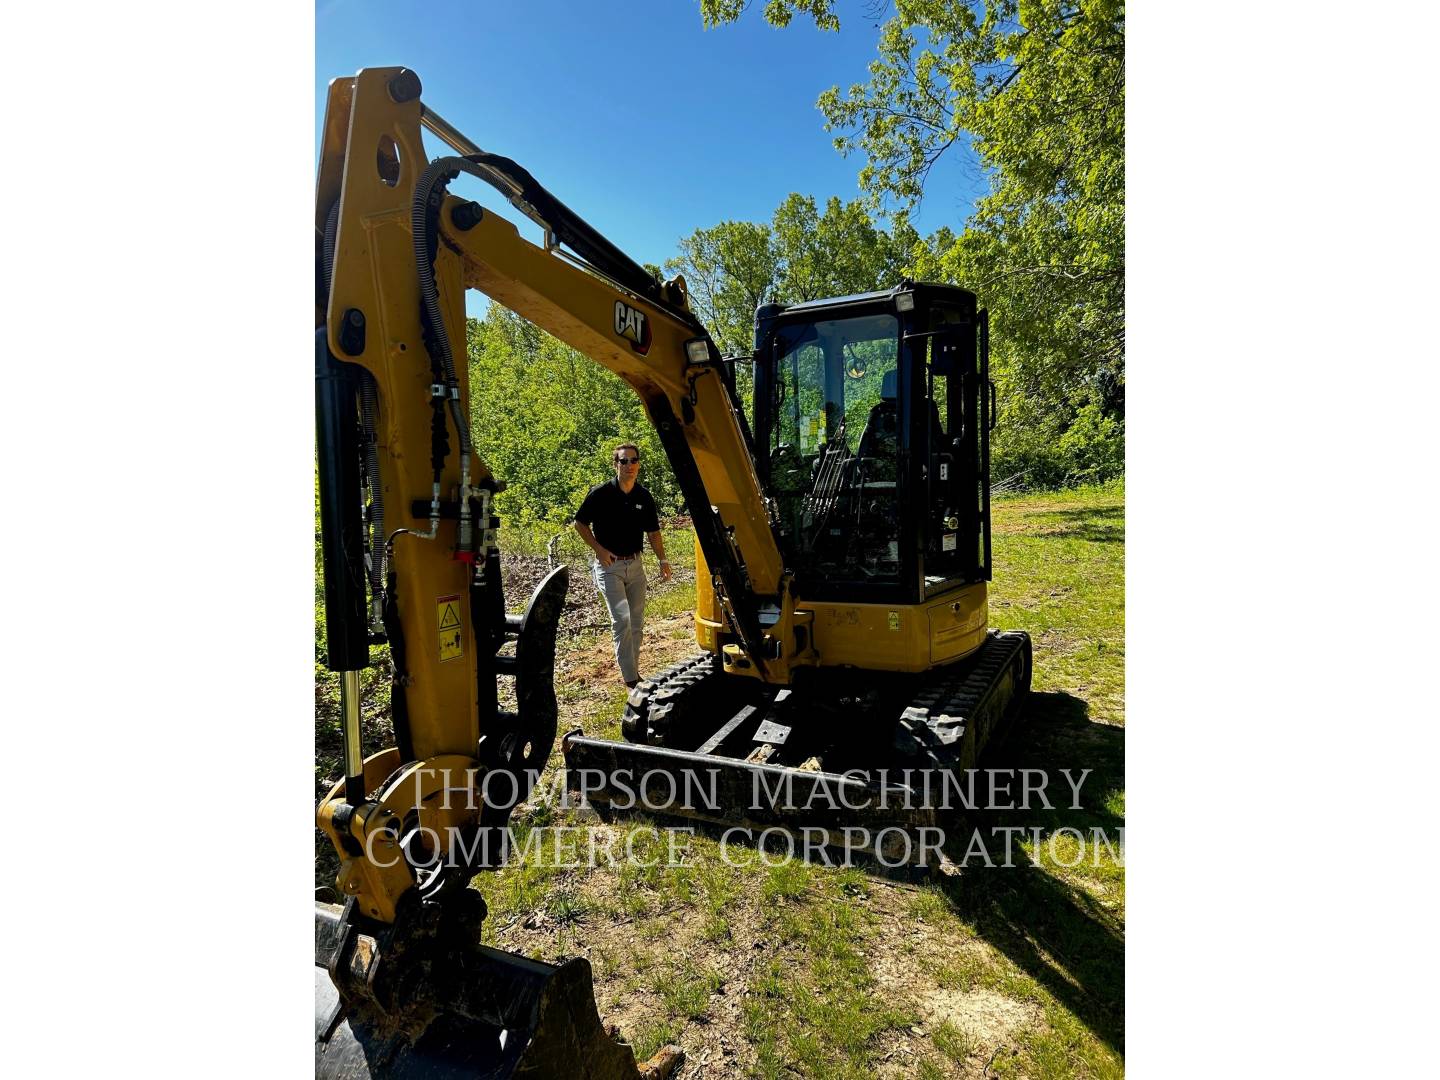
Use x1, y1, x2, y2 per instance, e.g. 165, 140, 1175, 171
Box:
574, 480, 660, 558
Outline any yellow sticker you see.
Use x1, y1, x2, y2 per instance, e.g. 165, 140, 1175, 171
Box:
438, 594, 463, 662
887, 611, 901, 631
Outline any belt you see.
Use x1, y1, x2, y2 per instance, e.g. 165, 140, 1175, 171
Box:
611, 553, 639, 561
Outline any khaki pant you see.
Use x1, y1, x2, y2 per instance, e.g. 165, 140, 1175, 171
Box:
592, 556, 646, 683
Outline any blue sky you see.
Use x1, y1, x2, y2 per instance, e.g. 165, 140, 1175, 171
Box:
317, 0, 986, 310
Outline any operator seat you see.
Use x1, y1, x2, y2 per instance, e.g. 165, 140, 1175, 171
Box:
856, 369, 900, 461
856, 369, 945, 462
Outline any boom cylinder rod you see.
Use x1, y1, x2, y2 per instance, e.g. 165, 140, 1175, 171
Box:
341, 670, 364, 804
420, 105, 481, 156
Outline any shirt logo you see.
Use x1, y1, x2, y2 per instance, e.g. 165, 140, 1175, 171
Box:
614, 301, 651, 355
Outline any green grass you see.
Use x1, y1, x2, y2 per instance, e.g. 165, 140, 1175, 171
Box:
654, 958, 725, 1020
318, 482, 1125, 1076
760, 858, 813, 903
989, 481, 1125, 727
629, 1018, 683, 1063
933, 1019, 980, 1062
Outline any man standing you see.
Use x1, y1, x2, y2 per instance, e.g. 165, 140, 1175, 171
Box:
573, 443, 672, 688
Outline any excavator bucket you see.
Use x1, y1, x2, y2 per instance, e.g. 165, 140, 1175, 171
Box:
315, 898, 676, 1079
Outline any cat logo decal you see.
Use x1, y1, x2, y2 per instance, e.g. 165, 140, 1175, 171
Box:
614, 301, 651, 355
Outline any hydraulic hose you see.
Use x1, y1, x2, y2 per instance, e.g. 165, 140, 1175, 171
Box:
411, 158, 471, 458
358, 376, 386, 628
412, 157, 482, 555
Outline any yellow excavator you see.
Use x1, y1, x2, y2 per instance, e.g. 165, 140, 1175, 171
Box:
315, 67, 1029, 1075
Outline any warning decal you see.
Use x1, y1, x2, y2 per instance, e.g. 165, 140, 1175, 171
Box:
438, 594, 463, 662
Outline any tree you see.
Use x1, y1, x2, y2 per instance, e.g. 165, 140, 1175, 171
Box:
700, 0, 1125, 483
771, 193, 919, 303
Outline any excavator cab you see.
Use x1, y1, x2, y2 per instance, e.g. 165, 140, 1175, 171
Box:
752, 283, 993, 603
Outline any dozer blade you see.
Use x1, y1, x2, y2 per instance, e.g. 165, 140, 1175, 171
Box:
563, 733, 942, 865
315, 900, 670, 1079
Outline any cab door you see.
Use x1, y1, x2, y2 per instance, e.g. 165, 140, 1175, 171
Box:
923, 310, 991, 589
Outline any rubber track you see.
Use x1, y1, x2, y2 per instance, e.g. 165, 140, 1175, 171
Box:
620, 653, 722, 745
893, 631, 1032, 770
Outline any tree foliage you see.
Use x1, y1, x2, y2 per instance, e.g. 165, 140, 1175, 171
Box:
466, 308, 682, 536
772, 193, 920, 304
700, 0, 840, 30
666, 219, 776, 356
665, 193, 918, 353
699, 0, 1125, 484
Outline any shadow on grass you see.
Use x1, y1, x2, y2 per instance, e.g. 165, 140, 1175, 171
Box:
944, 691, 1125, 1055
1007, 505, 1124, 543
1039, 523, 1124, 544
1033, 505, 1124, 522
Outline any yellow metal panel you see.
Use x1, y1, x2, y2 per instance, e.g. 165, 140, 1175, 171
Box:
693, 531, 723, 653
318, 747, 402, 807
926, 583, 989, 665
798, 582, 988, 673
697, 515, 990, 675
802, 600, 924, 671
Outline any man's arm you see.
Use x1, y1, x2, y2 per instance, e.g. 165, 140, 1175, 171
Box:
574, 520, 615, 567
647, 529, 671, 581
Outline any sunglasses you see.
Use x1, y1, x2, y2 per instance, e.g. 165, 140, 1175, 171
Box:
615, 455, 639, 464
